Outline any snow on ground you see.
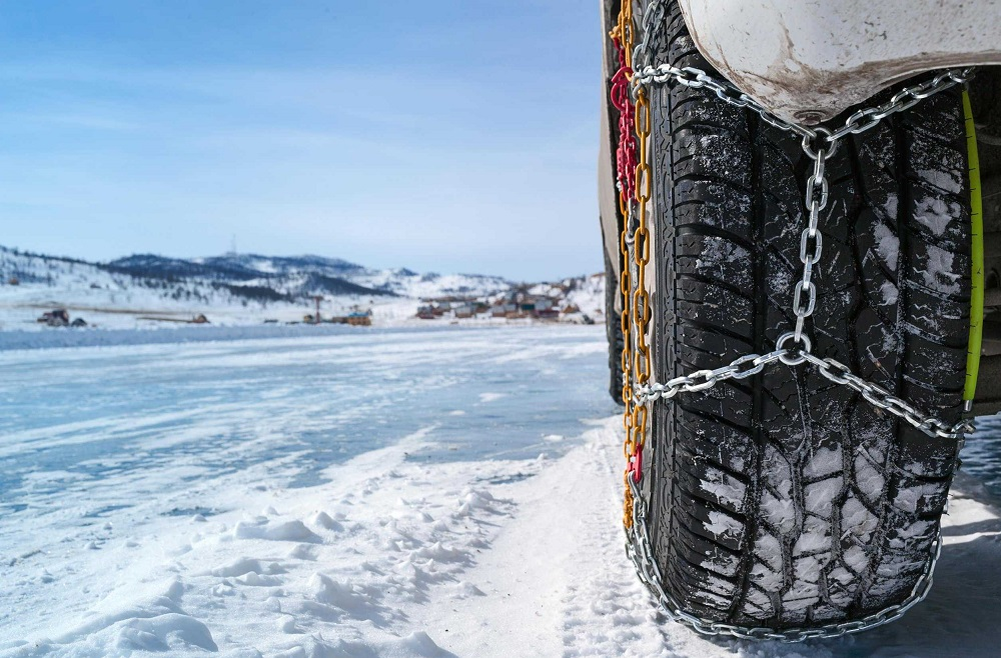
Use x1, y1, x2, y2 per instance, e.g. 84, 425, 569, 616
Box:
2, 326, 1001, 657
0, 279, 421, 332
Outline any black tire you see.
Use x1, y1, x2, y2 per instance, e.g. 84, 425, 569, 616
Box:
644, 2, 971, 630
606, 246, 625, 405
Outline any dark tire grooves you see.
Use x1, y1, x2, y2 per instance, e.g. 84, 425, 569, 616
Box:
640, 1, 971, 630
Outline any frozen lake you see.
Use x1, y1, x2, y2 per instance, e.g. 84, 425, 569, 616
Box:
4, 324, 1001, 658
0, 325, 613, 553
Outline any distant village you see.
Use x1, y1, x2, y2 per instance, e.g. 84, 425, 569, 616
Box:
13, 264, 604, 330
415, 279, 599, 324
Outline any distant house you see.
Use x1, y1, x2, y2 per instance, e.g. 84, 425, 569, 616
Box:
346, 311, 372, 326
416, 305, 435, 320
535, 308, 559, 320
454, 304, 475, 319
37, 309, 70, 327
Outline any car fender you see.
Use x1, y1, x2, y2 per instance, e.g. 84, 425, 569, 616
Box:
678, 0, 1001, 123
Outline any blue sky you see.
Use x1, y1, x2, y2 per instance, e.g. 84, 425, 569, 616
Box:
0, 0, 601, 281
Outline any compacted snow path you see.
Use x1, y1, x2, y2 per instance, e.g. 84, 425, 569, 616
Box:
3, 326, 1001, 657
405, 422, 669, 657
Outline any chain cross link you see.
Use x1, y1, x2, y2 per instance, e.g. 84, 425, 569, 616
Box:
613, 0, 977, 642
624, 477, 941, 642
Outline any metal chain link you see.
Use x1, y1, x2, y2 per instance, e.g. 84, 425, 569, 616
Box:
631, 62, 816, 140
828, 68, 974, 142
624, 477, 942, 642
635, 350, 786, 402
798, 351, 974, 440
630, 0, 670, 73
612, 0, 977, 642
631, 61, 973, 145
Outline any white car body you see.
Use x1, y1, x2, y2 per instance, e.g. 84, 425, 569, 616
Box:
678, 0, 1001, 123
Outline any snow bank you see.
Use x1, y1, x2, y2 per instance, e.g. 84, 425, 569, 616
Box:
3, 415, 1000, 657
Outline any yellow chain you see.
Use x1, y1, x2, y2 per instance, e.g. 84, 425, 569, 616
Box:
625, 87, 652, 528
615, 1, 632, 70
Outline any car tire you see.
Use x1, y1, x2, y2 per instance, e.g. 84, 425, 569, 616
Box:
640, 1, 972, 630
606, 246, 625, 405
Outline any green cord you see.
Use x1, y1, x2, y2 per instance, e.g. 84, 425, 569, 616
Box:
963, 89, 984, 402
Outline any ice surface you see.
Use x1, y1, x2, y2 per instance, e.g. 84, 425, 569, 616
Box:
1, 326, 1001, 657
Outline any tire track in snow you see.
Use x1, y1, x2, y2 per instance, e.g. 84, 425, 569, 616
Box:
405, 418, 673, 657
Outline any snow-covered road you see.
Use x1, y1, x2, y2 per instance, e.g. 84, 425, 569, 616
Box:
2, 325, 1001, 657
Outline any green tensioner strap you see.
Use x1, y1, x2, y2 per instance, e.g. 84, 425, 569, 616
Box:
963, 89, 984, 403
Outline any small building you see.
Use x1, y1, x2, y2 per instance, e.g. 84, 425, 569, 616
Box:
38, 309, 70, 327
346, 312, 372, 326
416, 305, 435, 320
535, 308, 560, 321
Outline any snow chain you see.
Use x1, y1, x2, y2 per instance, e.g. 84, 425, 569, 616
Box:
612, 0, 976, 642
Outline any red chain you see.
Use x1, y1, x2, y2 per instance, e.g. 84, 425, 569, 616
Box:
610, 36, 636, 212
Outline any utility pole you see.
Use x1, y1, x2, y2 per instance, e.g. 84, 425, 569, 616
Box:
312, 295, 324, 324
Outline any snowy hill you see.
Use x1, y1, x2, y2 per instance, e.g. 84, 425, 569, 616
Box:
0, 246, 602, 332
104, 252, 512, 299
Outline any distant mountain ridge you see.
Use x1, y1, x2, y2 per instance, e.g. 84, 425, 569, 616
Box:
104, 252, 391, 297
0, 246, 516, 305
